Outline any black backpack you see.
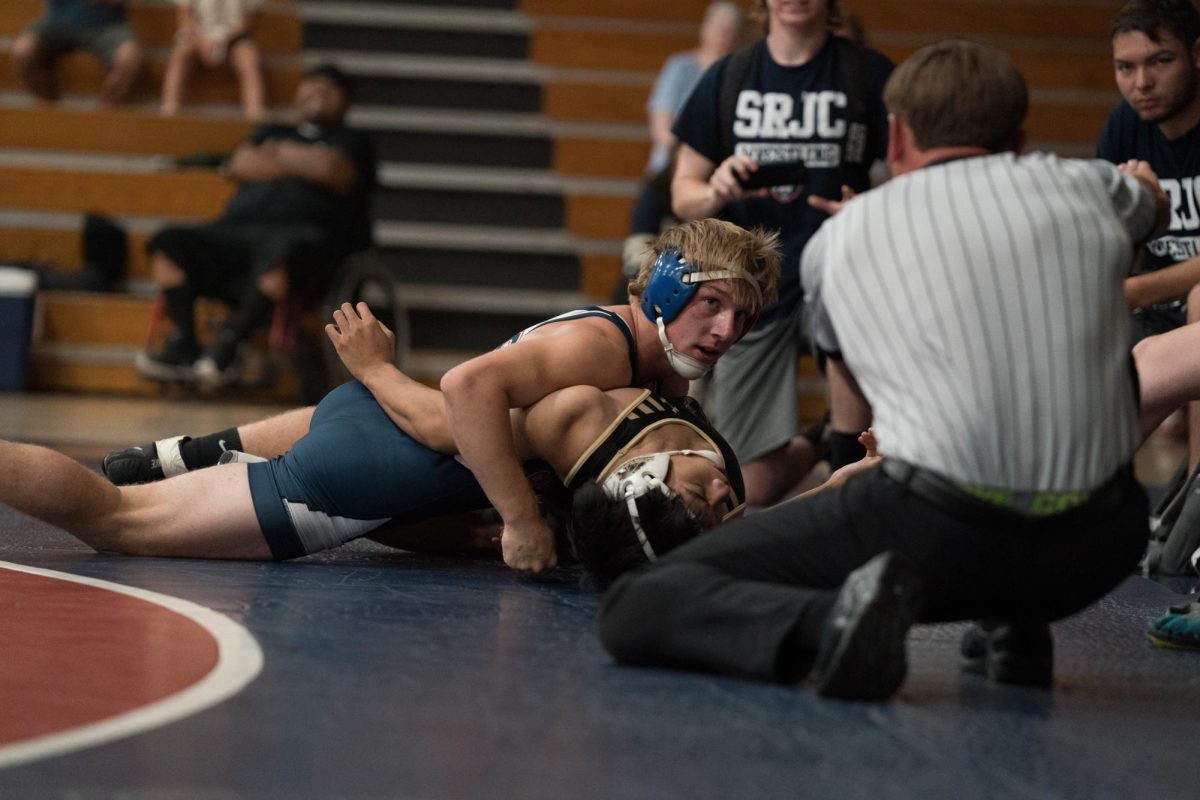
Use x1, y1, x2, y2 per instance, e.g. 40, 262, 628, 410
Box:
1145, 461, 1200, 576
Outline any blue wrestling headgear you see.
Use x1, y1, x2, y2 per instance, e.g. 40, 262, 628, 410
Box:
640, 248, 749, 380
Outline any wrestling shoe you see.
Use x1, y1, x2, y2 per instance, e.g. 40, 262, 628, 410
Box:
194, 331, 242, 391
101, 435, 190, 485
813, 551, 924, 701
960, 621, 1053, 687
1147, 602, 1200, 651
135, 332, 198, 383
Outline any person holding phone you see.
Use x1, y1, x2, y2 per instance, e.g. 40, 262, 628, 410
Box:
669, 0, 893, 508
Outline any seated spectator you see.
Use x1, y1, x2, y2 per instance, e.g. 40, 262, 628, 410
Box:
161, 0, 266, 121
11, 0, 144, 104
137, 64, 377, 391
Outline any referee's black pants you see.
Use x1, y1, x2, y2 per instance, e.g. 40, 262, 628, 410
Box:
599, 466, 1148, 683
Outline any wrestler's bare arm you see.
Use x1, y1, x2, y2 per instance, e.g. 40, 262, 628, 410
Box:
326, 302, 459, 452
325, 302, 537, 459
441, 325, 635, 572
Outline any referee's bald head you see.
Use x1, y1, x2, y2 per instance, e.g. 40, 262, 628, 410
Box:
883, 40, 1028, 154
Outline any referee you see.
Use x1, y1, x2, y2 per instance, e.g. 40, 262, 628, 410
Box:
597, 39, 1169, 702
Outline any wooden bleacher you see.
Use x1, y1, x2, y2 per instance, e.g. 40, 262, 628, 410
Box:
0, 0, 1121, 407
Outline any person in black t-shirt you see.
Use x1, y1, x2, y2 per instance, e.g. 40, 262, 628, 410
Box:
1099, 0, 1200, 530
669, 0, 892, 507
138, 63, 377, 390
1099, 0, 1200, 342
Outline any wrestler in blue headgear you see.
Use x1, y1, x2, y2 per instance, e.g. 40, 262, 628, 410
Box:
635, 225, 775, 379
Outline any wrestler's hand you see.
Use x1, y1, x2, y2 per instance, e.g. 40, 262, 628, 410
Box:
808, 184, 859, 216
825, 428, 882, 488
325, 301, 397, 382
500, 517, 558, 573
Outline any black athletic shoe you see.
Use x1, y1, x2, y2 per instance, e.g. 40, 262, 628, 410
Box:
135, 333, 198, 383
101, 442, 164, 485
814, 551, 924, 701
960, 621, 1053, 687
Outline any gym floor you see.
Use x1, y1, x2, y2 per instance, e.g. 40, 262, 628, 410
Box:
1, 392, 1197, 800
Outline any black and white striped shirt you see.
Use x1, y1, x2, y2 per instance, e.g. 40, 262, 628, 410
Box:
802, 152, 1159, 491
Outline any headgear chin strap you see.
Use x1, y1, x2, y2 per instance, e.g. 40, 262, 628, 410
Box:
601, 449, 726, 561
640, 248, 752, 381
655, 316, 711, 380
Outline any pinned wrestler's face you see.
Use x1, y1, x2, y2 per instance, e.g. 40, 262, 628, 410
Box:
665, 453, 733, 529
664, 280, 755, 371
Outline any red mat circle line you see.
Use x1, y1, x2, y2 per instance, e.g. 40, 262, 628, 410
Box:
0, 560, 263, 771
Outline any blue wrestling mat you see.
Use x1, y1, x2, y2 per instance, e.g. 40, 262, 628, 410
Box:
1, 503, 1198, 800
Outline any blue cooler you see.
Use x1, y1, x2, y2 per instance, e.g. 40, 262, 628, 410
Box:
0, 267, 37, 391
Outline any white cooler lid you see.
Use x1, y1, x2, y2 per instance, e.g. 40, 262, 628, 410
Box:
0, 267, 37, 295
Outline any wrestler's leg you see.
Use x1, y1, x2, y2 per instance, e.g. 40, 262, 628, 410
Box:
0, 439, 270, 559
101, 405, 315, 484
236, 406, 315, 456
1133, 322, 1200, 438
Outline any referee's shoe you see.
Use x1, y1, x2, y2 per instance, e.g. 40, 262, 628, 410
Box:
814, 551, 924, 701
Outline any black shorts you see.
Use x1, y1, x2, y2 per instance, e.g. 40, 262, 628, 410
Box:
148, 221, 342, 302
1132, 302, 1187, 343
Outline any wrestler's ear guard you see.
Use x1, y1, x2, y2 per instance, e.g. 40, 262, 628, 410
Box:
640, 248, 697, 325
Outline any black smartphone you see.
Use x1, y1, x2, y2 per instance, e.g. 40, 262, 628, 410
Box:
738, 161, 808, 190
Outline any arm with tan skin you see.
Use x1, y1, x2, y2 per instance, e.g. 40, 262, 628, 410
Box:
784, 429, 881, 503
807, 184, 860, 216
1123, 254, 1200, 310
325, 302, 458, 453
671, 144, 768, 220
441, 326, 637, 572
227, 139, 359, 195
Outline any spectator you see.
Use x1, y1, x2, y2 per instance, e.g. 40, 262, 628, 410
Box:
646, 2, 744, 177
620, 2, 745, 294
1098, 0, 1200, 503
669, 0, 893, 506
161, 0, 266, 121
599, 40, 1167, 701
136, 64, 376, 391
11, 0, 144, 104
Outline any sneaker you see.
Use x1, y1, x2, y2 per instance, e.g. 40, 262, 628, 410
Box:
135, 333, 198, 382
1147, 602, 1200, 651
813, 552, 924, 701
100, 435, 190, 485
194, 331, 242, 391
960, 621, 1053, 687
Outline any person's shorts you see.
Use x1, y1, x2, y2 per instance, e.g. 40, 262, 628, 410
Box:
707, 302, 809, 463
247, 381, 491, 560
1132, 301, 1187, 344
27, 20, 136, 69
149, 221, 342, 302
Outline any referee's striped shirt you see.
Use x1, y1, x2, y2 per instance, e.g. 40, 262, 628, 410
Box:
802, 152, 1159, 492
